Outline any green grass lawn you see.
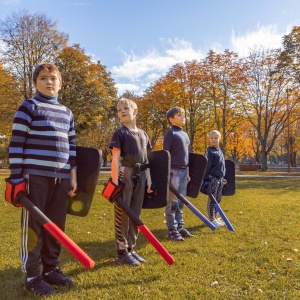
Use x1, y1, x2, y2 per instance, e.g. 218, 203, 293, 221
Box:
1, 173, 300, 299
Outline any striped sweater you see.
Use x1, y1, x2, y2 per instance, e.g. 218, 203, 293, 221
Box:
9, 94, 76, 180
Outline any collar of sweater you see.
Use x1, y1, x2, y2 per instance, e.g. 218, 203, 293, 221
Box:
171, 125, 182, 130
33, 90, 59, 105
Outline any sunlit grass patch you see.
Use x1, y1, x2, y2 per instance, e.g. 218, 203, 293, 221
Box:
1, 174, 300, 299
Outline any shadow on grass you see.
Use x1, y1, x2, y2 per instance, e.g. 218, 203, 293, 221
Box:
0, 267, 74, 298
60, 223, 210, 274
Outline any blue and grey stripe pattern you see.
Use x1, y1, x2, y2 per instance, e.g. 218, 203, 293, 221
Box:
9, 95, 76, 180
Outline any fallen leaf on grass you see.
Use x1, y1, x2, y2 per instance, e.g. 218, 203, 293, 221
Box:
240, 233, 248, 237
257, 268, 264, 273
293, 249, 298, 252
286, 257, 293, 262
283, 237, 292, 241
270, 273, 275, 279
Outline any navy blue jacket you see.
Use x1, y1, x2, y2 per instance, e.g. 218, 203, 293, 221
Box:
204, 147, 226, 180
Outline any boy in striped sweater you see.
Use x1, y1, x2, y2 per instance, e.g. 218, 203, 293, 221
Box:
9, 63, 77, 296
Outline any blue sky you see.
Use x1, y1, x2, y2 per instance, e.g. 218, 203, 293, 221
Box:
0, 0, 300, 95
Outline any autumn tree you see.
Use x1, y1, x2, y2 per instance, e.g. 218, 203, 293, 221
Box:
0, 62, 22, 159
201, 50, 245, 156
0, 10, 68, 99
140, 61, 209, 152
238, 49, 299, 170
279, 26, 300, 84
139, 78, 177, 149
226, 119, 256, 162
55, 44, 118, 163
164, 61, 208, 152
279, 26, 300, 166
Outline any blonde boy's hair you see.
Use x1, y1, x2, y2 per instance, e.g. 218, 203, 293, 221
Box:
117, 98, 137, 110
209, 130, 221, 138
166, 106, 184, 125
32, 63, 62, 84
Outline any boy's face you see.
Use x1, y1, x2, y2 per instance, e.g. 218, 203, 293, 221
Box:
209, 133, 220, 147
117, 103, 137, 124
169, 111, 185, 127
34, 69, 61, 97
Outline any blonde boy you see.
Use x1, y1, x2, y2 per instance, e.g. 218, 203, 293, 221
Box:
109, 98, 152, 266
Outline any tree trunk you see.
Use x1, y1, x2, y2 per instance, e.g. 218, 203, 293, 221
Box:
260, 150, 268, 171
291, 151, 297, 167
102, 148, 108, 167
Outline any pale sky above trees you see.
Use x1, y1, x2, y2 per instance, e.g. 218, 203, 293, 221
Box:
0, 0, 299, 95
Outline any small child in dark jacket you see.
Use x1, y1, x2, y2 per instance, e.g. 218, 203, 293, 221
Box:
203, 130, 226, 228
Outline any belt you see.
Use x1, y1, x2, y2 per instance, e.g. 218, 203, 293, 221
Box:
121, 160, 150, 185
121, 161, 149, 172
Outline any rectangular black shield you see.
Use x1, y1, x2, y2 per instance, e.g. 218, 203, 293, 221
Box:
67, 146, 101, 216
187, 153, 208, 198
223, 160, 235, 196
143, 150, 170, 209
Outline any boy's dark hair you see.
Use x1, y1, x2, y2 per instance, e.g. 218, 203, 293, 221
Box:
32, 63, 62, 84
166, 106, 184, 125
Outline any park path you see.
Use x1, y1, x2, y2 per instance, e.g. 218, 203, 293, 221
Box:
236, 174, 300, 178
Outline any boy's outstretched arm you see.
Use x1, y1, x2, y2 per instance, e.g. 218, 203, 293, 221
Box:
111, 147, 121, 185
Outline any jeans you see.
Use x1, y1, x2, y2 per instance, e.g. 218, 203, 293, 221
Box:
165, 168, 188, 231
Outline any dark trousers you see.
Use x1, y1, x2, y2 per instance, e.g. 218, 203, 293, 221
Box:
20, 174, 69, 277
114, 167, 146, 253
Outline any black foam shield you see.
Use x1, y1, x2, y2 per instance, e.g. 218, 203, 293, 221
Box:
187, 153, 208, 198
67, 146, 101, 216
143, 150, 170, 209
222, 160, 235, 196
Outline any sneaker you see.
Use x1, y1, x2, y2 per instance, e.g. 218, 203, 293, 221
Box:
25, 275, 56, 296
211, 219, 224, 228
168, 230, 184, 241
42, 268, 74, 287
115, 252, 141, 266
217, 218, 225, 225
130, 251, 147, 263
178, 228, 194, 238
